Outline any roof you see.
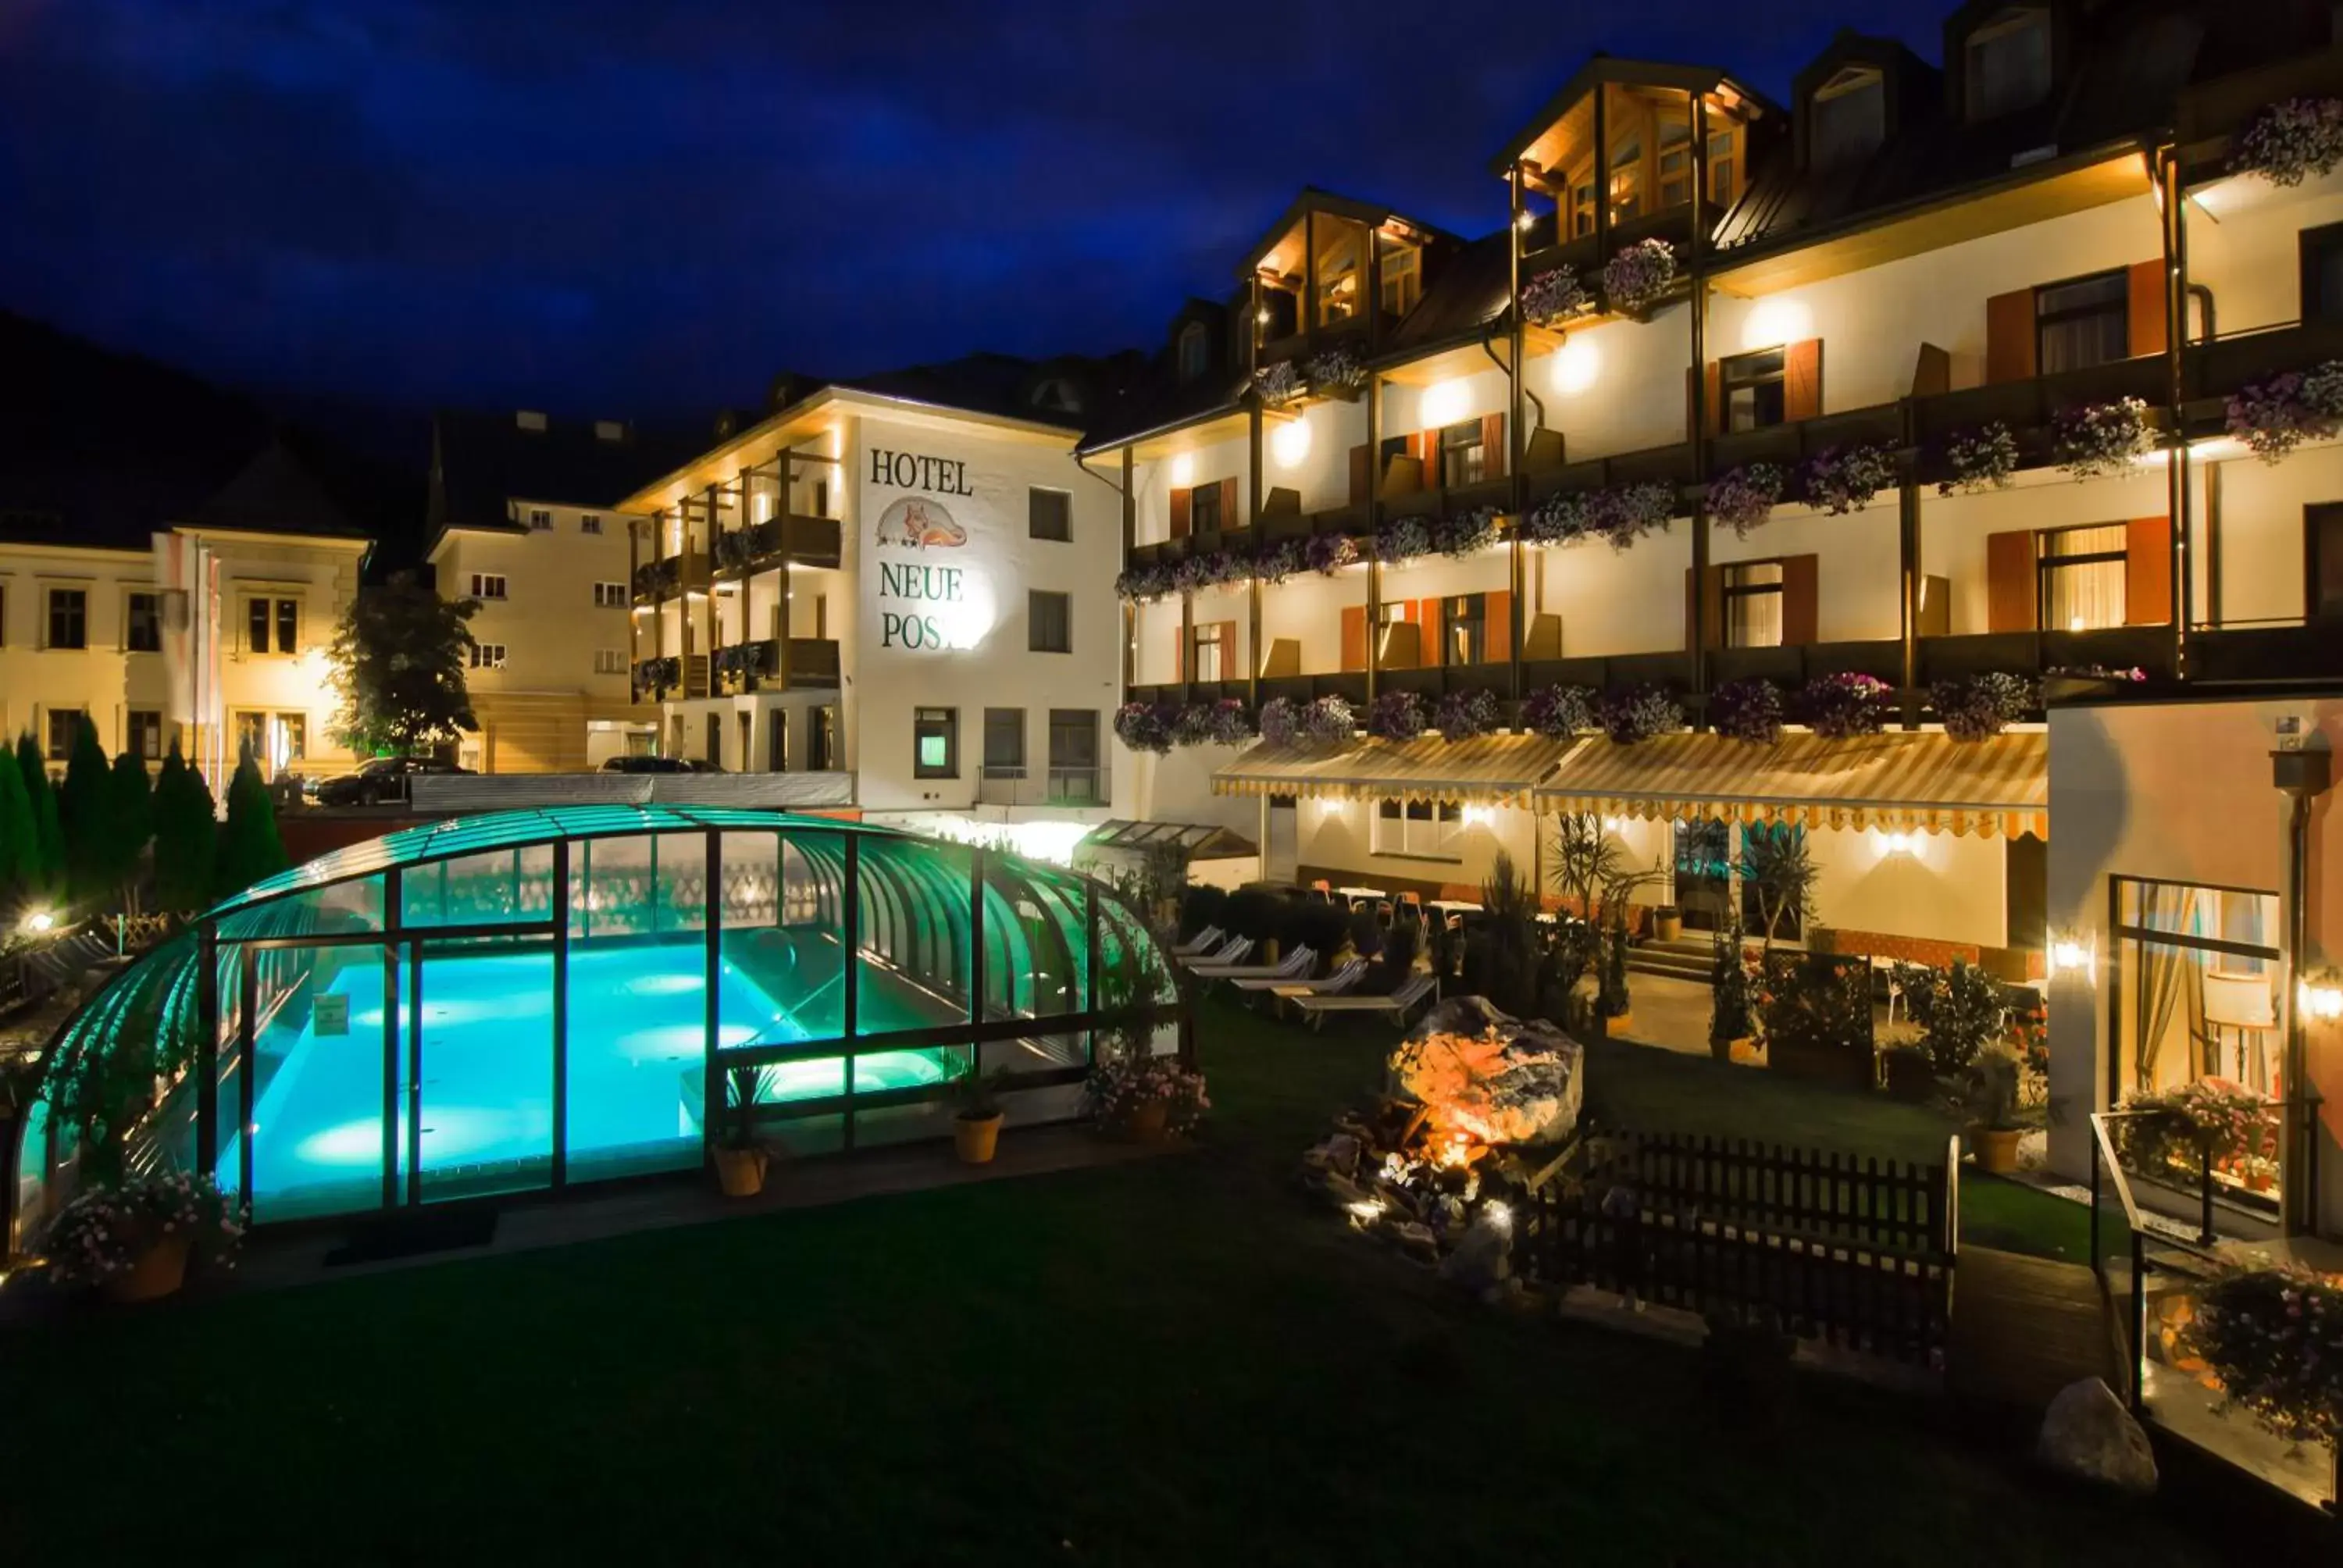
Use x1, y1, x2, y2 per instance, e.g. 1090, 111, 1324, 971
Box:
1489, 55, 1784, 176
1212, 733, 1577, 808
427, 410, 711, 548
1077, 818, 1258, 861
1236, 187, 1457, 279
1379, 227, 1517, 362
1535, 730, 2048, 839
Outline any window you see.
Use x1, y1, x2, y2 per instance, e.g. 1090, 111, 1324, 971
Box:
1190, 622, 1229, 682
1608, 134, 1643, 223
1966, 7, 2052, 120
1047, 709, 1100, 802
231, 712, 303, 772
471, 643, 509, 669
913, 707, 958, 778
46, 588, 87, 650
2035, 270, 2128, 373
470, 573, 508, 600
1439, 420, 1487, 488
1029, 487, 1072, 542
982, 707, 1025, 777
1722, 561, 1785, 648
1315, 223, 1364, 326
1810, 67, 1885, 169
2301, 222, 2343, 323
2038, 523, 2127, 630
580, 514, 603, 535
127, 709, 163, 761
2310, 503, 2343, 618
1378, 236, 1421, 317
1176, 322, 1210, 383
2113, 878, 2283, 1110
594, 649, 627, 675
45, 707, 82, 760
125, 591, 162, 653
1371, 799, 1465, 859
1709, 130, 1738, 207
810, 704, 838, 771
528, 508, 553, 530
1443, 594, 1487, 666
1721, 348, 1788, 432
1657, 106, 1694, 209
1189, 481, 1224, 533
593, 582, 627, 608
1571, 177, 1597, 237
245, 596, 298, 655
276, 712, 307, 763
1029, 590, 1072, 654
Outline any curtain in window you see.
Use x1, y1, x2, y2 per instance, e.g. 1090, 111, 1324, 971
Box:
2042, 524, 2127, 629
2131, 884, 2208, 1092
1727, 591, 1781, 648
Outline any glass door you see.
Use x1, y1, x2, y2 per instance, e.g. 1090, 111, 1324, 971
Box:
1673, 821, 1732, 932
403, 935, 556, 1203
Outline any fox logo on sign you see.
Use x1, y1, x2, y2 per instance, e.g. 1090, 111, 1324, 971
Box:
874, 497, 968, 550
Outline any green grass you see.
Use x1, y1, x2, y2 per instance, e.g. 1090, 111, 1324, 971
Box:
0, 998, 2216, 1564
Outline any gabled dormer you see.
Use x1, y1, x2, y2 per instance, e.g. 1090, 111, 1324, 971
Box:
1944, 2, 2071, 125
1792, 31, 1941, 175
1236, 189, 1453, 364
1166, 298, 1232, 387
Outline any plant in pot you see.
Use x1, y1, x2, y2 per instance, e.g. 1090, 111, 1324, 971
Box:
714, 1063, 772, 1197
41, 1169, 245, 1303
1084, 1052, 1209, 1142
950, 1065, 1012, 1165
1951, 1051, 2027, 1174
1651, 904, 1682, 943
1706, 915, 1759, 1063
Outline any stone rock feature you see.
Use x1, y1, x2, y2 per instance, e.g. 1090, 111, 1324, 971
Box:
2035, 1377, 2158, 1495
1439, 1209, 1514, 1299
1390, 996, 1585, 1147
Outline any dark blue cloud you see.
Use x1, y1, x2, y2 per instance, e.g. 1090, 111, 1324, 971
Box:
0, 0, 1942, 420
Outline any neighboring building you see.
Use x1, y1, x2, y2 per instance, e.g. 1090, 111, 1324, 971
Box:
0, 313, 380, 789
1090, 4, 2343, 990
424, 410, 707, 773
615, 353, 1137, 847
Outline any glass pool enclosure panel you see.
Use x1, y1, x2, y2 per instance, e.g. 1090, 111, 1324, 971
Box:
409, 935, 557, 1202
234, 942, 395, 1224
565, 835, 708, 1185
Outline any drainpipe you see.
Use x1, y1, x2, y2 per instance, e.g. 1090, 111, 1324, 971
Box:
2273, 743, 2330, 1238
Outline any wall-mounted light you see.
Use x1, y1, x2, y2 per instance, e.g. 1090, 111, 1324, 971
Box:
1553, 337, 1600, 396
1741, 298, 1813, 354
1462, 805, 1494, 828
1881, 830, 1917, 856
1271, 416, 1313, 470
1256, 307, 1272, 326
1514, 209, 1535, 232
1169, 454, 1194, 487
20, 909, 55, 935
1418, 377, 1471, 429
2298, 973, 2343, 1022
1602, 816, 1625, 833
2049, 931, 2097, 984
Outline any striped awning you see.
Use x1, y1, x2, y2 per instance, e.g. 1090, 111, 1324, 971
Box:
1212, 732, 1573, 808
1534, 730, 2049, 839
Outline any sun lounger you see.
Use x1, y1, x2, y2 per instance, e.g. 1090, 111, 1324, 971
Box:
1241, 957, 1369, 1013
1172, 925, 1225, 957
1175, 935, 1251, 971
1188, 946, 1314, 982
1292, 973, 1439, 1031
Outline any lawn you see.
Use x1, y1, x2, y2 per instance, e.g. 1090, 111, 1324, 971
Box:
0, 998, 2223, 1565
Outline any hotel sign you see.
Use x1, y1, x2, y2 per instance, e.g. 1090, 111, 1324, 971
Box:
871, 447, 984, 651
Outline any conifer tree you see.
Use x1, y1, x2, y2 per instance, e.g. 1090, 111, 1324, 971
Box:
106, 750, 156, 909
15, 732, 63, 896
59, 714, 113, 902
0, 745, 36, 910
212, 745, 287, 900
152, 743, 219, 914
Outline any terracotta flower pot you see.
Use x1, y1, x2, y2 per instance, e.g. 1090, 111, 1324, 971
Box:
1728, 1037, 1764, 1067
1653, 912, 1682, 943
102, 1231, 192, 1304
1970, 1126, 2022, 1175
954, 1111, 1004, 1165
713, 1145, 769, 1198
1126, 1099, 1172, 1143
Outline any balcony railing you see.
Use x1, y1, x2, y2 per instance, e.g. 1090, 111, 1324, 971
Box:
975, 766, 1106, 807
709, 637, 842, 693
713, 514, 843, 574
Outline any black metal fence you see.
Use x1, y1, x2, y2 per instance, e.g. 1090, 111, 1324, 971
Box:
1520, 1130, 1958, 1366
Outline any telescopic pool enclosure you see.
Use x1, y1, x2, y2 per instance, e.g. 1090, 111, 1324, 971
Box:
12, 807, 1184, 1242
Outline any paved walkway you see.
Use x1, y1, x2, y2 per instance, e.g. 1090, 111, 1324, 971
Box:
1607, 973, 1716, 1058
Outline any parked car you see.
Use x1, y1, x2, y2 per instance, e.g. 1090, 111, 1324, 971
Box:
598, 755, 724, 774
315, 755, 473, 806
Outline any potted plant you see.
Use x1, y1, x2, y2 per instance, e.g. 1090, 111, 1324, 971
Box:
1707, 918, 1759, 1064
950, 1066, 1011, 1165
1651, 904, 1682, 943
2180, 1264, 2343, 1452
41, 1169, 245, 1303
714, 1062, 771, 1197
1084, 1053, 1210, 1142
1952, 1052, 2026, 1174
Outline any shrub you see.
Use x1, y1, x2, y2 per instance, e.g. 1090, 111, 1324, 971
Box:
1178, 882, 1228, 940
1893, 960, 2006, 1078
40, 1170, 245, 1288
1221, 888, 1286, 943
1707, 916, 1758, 1044
1762, 951, 1870, 1058
1283, 900, 1353, 964
2181, 1265, 2343, 1447
1707, 678, 1784, 744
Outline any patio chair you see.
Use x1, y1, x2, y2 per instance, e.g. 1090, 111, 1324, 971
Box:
1189, 945, 1315, 983
1175, 935, 1252, 971
1292, 973, 1439, 1032
1251, 957, 1371, 1017
1172, 924, 1225, 957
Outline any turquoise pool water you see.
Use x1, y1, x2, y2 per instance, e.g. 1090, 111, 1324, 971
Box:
220, 945, 951, 1219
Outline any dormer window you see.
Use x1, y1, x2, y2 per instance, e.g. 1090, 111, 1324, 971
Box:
1377, 234, 1421, 317
1966, 7, 2051, 120
1176, 322, 1210, 383
1810, 66, 1885, 169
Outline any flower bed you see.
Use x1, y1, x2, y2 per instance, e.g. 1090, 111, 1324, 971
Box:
2114, 1081, 2281, 1181
41, 1171, 245, 1291
1085, 1053, 1210, 1136
1707, 678, 1784, 744
1798, 672, 1895, 739
1602, 238, 1678, 316
1599, 683, 1683, 744
1520, 683, 1597, 738
1929, 672, 2036, 740
2232, 96, 2343, 187
1706, 463, 1785, 538
1434, 687, 1503, 740
1114, 700, 1178, 754
1939, 422, 2019, 496
1799, 444, 1897, 515
2053, 397, 2152, 481
1368, 688, 1428, 742
1520, 482, 1674, 550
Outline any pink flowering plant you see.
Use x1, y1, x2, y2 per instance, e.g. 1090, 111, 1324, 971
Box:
1114, 701, 1177, 755
1434, 687, 1503, 740
1938, 422, 2019, 495
2232, 96, 2343, 187
1799, 444, 1898, 515
1114, 561, 1176, 601
2180, 1264, 2343, 1446
1601, 238, 1678, 315
2053, 397, 2152, 481
1599, 683, 1684, 744
2225, 361, 2343, 463
1520, 683, 1597, 737
1172, 699, 1253, 748
1297, 694, 1357, 743
1706, 463, 1786, 537
1707, 678, 1785, 744
1930, 672, 2036, 740
1172, 550, 1246, 595
1367, 688, 1428, 742
2116, 1082, 2281, 1176
1257, 697, 1301, 747
1797, 672, 1895, 739
1303, 532, 1359, 575
41, 1170, 246, 1288
1521, 482, 1674, 550
1521, 265, 1593, 326
1084, 1053, 1211, 1135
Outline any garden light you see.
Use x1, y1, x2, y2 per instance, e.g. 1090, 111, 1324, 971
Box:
2298, 975, 2343, 1022
20, 909, 55, 935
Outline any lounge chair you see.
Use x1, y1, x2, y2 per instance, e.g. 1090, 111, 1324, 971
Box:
1175, 935, 1252, 971
1243, 957, 1370, 1015
1189, 945, 1314, 983
1172, 925, 1225, 957
1292, 973, 1439, 1032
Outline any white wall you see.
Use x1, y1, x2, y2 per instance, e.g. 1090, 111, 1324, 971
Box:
1808, 825, 2008, 950
2205, 442, 2343, 625
2187, 168, 2343, 335
435, 504, 640, 703
1524, 309, 1692, 464
1525, 526, 1693, 659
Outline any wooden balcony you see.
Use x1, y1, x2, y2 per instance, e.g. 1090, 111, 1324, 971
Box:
1706, 402, 1905, 479
630, 551, 709, 600
1525, 440, 1697, 510
2184, 318, 2343, 411
2179, 51, 2343, 163
2187, 622, 2343, 683
707, 636, 843, 695
714, 515, 841, 576
1916, 628, 2175, 685
1911, 356, 2168, 450
1708, 640, 1903, 689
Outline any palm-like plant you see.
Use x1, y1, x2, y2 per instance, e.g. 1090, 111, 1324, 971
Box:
1737, 828, 1817, 948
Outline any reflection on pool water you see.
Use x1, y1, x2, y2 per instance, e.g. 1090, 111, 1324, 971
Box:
225, 944, 951, 1218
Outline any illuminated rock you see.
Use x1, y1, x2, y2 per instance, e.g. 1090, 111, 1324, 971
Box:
1390, 996, 1583, 1148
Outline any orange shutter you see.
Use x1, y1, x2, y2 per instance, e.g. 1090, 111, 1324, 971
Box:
2126, 516, 2173, 625
1423, 598, 1446, 665
1986, 530, 2038, 631
1339, 605, 1367, 672
2127, 259, 2167, 359
1480, 413, 1507, 479
1780, 554, 1819, 646
1170, 622, 1185, 680
1485, 589, 1513, 663
1217, 619, 1239, 678
1985, 289, 2037, 383
1702, 361, 1723, 437
1348, 444, 1371, 505
1169, 487, 1192, 538
1785, 340, 1823, 422
1218, 476, 1240, 530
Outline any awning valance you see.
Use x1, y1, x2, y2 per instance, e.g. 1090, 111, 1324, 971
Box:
1212, 733, 1573, 808
1534, 730, 2048, 839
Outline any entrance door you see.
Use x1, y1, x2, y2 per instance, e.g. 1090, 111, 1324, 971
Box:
1265, 796, 1299, 884
2310, 503, 2343, 619
1674, 821, 1732, 932
401, 939, 555, 1203
768, 710, 789, 773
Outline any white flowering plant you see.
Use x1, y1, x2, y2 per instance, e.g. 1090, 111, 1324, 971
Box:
1939, 422, 2019, 496
1706, 463, 1786, 538
1254, 360, 1306, 406
41, 1170, 246, 1288
1521, 265, 1592, 326
2233, 96, 2343, 187
1307, 344, 1368, 395
1601, 238, 1678, 315
2181, 1264, 2343, 1446
2225, 361, 2343, 463
1521, 482, 1674, 550
2052, 397, 2152, 481
1521, 683, 1598, 737
1084, 1053, 1210, 1135
1799, 444, 1898, 515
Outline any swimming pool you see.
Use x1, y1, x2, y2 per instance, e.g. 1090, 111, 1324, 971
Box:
221, 943, 954, 1220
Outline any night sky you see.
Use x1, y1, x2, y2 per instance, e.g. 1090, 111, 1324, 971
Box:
1, 0, 1940, 424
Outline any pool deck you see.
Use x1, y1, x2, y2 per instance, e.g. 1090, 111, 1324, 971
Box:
2, 1126, 1184, 1317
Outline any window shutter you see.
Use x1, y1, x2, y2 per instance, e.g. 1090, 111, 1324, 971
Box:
1780, 554, 1819, 645
1348, 444, 1371, 505
1217, 619, 1239, 675
1422, 597, 1446, 665
2125, 516, 2172, 625
1218, 476, 1240, 530
1785, 340, 1823, 422
1985, 288, 2037, 383
2127, 259, 2167, 359
1169, 487, 1192, 538
1486, 589, 1513, 662
1480, 413, 1507, 479
1703, 360, 1723, 437
1171, 622, 1185, 680
1986, 529, 2038, 631
1685, 565, 1724, 650
1339, 605, 1367, 672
